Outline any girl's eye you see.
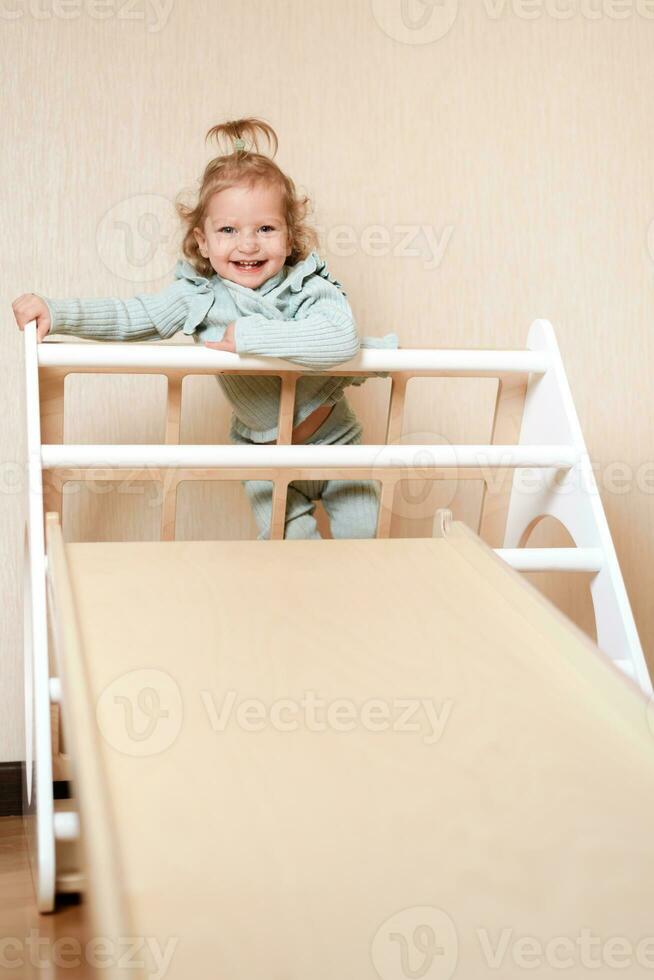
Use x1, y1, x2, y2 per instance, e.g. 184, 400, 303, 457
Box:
217, 225, 275, 233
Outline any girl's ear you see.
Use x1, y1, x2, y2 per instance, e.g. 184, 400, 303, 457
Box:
193, 226, 209, 259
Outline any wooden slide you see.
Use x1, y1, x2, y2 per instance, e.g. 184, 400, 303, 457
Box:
44, 512, 654, 980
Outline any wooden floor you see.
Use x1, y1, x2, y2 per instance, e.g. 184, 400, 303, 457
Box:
0, 816, 94, 979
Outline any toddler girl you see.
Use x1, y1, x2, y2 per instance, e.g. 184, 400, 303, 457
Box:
13, 117, 398, 540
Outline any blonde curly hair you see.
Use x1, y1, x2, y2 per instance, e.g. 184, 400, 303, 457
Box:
175, 117, 320, 278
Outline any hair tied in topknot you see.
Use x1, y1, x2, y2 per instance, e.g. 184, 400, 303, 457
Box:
204, 118, 279, 160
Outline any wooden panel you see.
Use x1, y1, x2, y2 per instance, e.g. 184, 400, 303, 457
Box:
56, 524, 654, 978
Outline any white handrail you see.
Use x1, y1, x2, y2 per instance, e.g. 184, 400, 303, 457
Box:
496, 548, 603, 573
40, 443, 578, 470
37, 339, 551, 376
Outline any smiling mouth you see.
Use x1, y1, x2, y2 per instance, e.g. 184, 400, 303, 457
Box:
231, 260, 266, 269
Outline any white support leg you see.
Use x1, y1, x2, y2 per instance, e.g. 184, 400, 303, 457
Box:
503, 319, 651, 694
22, 321, 56, 912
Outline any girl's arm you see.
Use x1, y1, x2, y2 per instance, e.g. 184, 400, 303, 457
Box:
222, 283, 360, 371
12, 277, 214, 343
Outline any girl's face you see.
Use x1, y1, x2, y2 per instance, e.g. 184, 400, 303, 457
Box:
194, 181, 291, 287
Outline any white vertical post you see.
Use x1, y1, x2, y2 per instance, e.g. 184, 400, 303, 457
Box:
22, 320, 56, 911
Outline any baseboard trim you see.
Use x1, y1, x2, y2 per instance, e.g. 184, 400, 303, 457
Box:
0, 763, 71, 817
0, 762, 22, 817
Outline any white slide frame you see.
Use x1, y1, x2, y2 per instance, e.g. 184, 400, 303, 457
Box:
21, 318, 651, 912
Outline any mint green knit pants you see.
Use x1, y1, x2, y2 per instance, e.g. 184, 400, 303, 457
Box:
230, 397, 381, 540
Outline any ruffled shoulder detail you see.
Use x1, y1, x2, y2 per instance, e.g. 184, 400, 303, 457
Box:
286, 252, 348, 296
174, 258, 214, 289
170, 259, 216, 335
313, 253, 348, 296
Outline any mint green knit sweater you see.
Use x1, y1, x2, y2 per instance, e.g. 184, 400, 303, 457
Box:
39, 252, 398, 443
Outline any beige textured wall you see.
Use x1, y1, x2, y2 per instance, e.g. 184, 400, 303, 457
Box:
3, 0, 654, 761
